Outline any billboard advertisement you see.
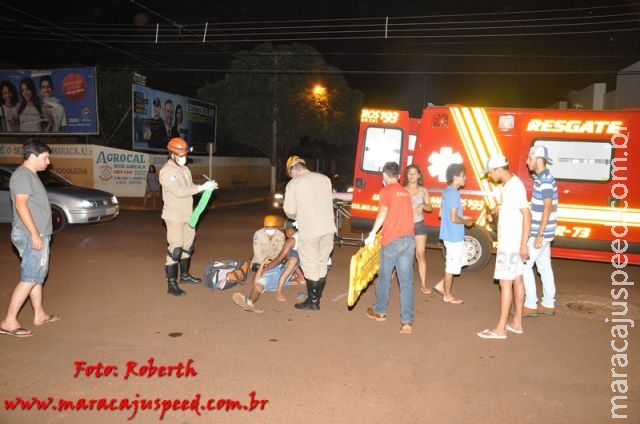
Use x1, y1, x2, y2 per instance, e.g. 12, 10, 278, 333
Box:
0, 67, 98, 135
131, 84, 216, 154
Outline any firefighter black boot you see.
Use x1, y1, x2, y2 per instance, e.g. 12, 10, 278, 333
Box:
166, 263, 186, 296
179, 257, 202, 284
316, 277, 326, 308
295, 280, 320, 311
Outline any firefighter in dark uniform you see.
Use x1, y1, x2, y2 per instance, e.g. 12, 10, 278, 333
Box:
159, 137, 217, 296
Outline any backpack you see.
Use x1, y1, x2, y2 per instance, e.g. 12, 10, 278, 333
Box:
203, 259, 248, 290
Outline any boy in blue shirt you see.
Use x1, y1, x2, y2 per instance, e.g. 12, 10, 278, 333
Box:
433, 163, 473, 304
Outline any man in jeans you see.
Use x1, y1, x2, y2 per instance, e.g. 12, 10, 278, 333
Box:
365, 162, 416, 334
523, 145, 558, 317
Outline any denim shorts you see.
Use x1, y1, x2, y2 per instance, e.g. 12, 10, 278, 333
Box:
414, 220, 428, 236
256, 264, 291, 293
11, 228, 51, 284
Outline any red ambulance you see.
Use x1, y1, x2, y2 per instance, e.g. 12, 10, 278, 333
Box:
350, 106, 639, 270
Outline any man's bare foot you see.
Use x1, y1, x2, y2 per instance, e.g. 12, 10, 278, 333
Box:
0, 318, 33, 337
477, 328, 507, 339
275, 293, 286, 302
1, 319, 21, 332
0, 327, 32, 337
506, 323, 524, 334
420, 286, 432, 294
34, 315, 61, 326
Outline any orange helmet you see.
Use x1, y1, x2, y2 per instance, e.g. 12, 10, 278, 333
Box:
263, 215, 281, 228
167, 137, 191, 156
286, 155, 305, 173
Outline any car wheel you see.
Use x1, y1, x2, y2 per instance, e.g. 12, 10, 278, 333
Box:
51, 205, 67, 232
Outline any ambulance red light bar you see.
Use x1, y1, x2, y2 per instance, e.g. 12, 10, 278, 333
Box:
360, 109, 400, 124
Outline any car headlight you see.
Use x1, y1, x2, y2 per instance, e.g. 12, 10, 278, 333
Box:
111, 195, 119, 204
273, 192, 284, 208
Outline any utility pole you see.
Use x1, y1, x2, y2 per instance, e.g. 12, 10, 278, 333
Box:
270, 53, 281, 193
422, 75, 428, 111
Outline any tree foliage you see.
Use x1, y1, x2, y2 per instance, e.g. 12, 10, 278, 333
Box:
196, 43, 363, 165
96, 70, 135, 149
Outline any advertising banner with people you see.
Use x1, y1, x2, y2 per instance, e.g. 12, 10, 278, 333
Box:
0, 67, 98, 135
131, 84, 216, 154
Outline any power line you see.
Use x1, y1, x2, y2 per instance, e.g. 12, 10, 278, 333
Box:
0, 1, 207, 89
1, 24, 638, 44
1, 3, 638, 43
1, 1, 638, 90
6, 9, 638, 32
98, 66, 627, 76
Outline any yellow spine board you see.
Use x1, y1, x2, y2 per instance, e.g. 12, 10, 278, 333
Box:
347, 234, 381, 307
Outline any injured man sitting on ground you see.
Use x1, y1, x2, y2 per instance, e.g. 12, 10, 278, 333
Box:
232, 219, 305, 312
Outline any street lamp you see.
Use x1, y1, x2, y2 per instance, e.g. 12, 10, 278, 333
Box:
309, 83, 328, 115
312, 84, 326, 99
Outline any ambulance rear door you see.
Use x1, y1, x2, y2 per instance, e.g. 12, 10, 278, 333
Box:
351, 108, 415, 231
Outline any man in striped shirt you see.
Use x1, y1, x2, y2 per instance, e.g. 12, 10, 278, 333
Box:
523, 145, 558, 317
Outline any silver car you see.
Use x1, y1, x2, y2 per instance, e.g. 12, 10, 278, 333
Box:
0, 165, 119, 232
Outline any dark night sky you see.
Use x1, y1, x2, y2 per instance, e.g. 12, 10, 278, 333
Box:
2, 0, 639, 116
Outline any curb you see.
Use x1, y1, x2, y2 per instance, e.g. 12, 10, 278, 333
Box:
119, 194, 272, 211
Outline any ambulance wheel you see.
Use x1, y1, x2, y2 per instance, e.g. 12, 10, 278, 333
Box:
463, 226, 492, 272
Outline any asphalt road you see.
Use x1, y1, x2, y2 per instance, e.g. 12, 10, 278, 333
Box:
0, 201, 638, 424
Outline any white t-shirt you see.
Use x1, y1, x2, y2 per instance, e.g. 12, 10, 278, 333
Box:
497, 174, 528, 251
43, 97, 67, 132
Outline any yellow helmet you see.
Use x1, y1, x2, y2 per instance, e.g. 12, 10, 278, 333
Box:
286, 155, 305, 172
167, 137, 191, 156
263, 215, 281, 228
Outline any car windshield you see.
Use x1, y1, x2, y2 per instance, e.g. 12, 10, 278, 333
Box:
38, 170, 72, 188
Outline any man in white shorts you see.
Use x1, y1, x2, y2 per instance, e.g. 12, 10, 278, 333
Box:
478, 155, 531, 340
